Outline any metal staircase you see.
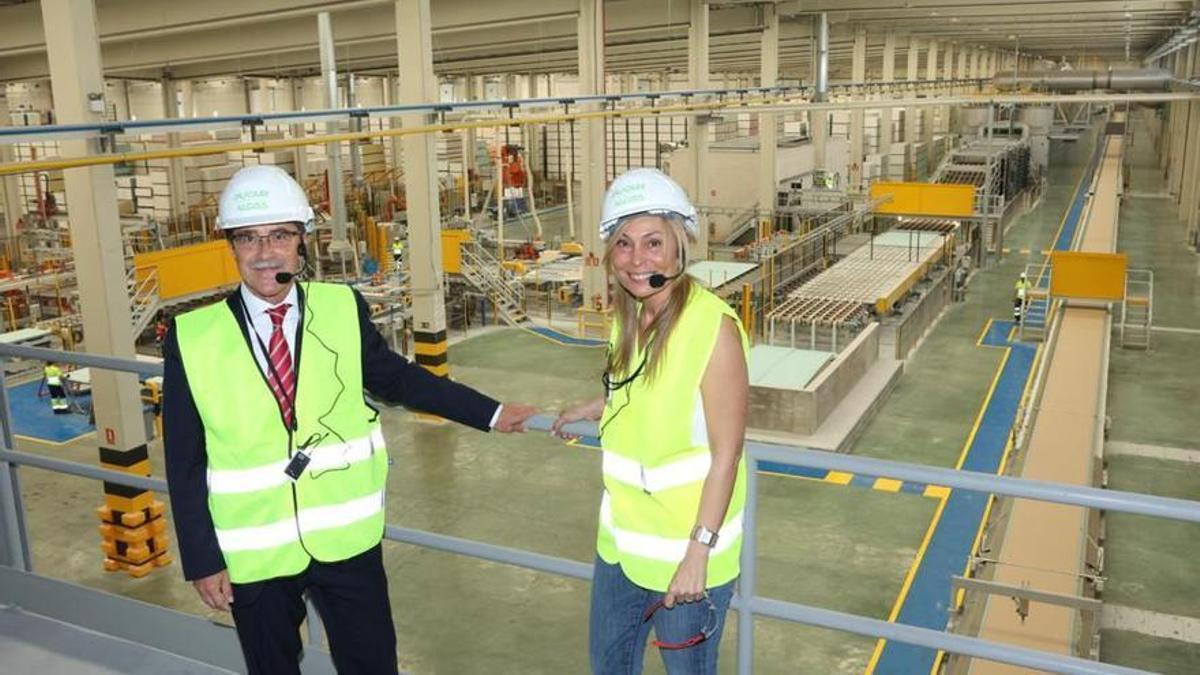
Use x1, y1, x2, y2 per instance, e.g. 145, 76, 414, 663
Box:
457, 241, 529, 326
1120, 269, 1153, 349
127, 266, 161, 336
1018, 263, 1052, 342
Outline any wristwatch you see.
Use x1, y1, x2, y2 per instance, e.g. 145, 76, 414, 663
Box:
691, 524, 719, 548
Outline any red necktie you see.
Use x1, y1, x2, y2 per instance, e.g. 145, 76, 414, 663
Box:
265, 304, 296, 427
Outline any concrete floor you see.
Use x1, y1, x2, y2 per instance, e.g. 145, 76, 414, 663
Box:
7, 109, 1199, 673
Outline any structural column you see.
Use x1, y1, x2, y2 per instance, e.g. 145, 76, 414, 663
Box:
577, 0, 607, 308
395, 0, 449, 375
757, 2, 778, 226
923, 41, 937, 169
879, 30, 896, 157
970, 46, 980, 80
0, 91, 23, 257
849, 26, 867, 191
42, 0, 168, 576
1178, 44, 1200, 226
687, 0, 710, 258
905, 36, 920, 146
160, 77, 190, 221
1168, 47, 1190, 199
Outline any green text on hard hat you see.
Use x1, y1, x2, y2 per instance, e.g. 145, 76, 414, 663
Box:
235, 189, 270, 211
609, 182, 648, 209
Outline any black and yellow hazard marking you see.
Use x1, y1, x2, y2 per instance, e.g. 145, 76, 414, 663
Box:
413, 329, 449, 378
97, 443, 172, 577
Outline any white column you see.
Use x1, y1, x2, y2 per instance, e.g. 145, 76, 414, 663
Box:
688, 0, 710, 259
758, 2, 778, 226
849, 26, 867, 191
0, 91, 23, 248
578, 0, 607, 308
927, 40, 940, 81
395, 0, 448, 372
880, 31, 896, 156
905, 36, 921, 147
161, 77, 189, 220
41, 0, 145, 458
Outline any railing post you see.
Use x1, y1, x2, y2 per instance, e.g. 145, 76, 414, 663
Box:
736, 455, 759, 674
0, 367, 31, 570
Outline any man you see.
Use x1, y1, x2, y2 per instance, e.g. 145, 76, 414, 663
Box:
1013, 271, 1031, 323
391, 236, 404, 267
43, 361, 69, 414
163, 165, 536, 674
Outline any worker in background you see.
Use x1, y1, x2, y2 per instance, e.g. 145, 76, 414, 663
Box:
953, 258, 971, 302
553, 168, 749, 674
43, 361, 69, 414
162, 165, 537, 674
1014, 272, 1031, 323
391, 236, 404, 268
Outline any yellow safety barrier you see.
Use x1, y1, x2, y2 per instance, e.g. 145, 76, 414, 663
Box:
1049, 251, 1128, 301
134, 241, 240, 300
441, 229, 472, 274
870, 182, 977, 217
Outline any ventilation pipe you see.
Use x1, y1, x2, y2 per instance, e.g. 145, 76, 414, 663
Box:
993, 68, 1173, 91
815, 13, 829, 101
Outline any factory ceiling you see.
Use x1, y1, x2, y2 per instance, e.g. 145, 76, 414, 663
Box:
0, 0, 1193, 83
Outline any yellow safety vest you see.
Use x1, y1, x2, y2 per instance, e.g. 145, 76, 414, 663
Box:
44, 365, 62, 386
174, 282, 388, 583
597, 285, 749, 591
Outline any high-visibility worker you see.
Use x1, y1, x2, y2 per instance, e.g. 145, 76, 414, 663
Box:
44, 362, 69, 414
162, 164, 537, 674
1014, 272, 1031, 323
553, 168, 750, 672
391, 237, 404, 264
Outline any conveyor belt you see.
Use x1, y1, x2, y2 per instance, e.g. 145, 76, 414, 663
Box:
968, 127, 1124, 672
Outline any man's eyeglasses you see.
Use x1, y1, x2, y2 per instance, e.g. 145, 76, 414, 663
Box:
641, 594, 718, 650
230, 230, 300, 250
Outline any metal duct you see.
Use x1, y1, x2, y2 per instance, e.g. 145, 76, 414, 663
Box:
815, 13, 828, 101
993, 68, 1173, 91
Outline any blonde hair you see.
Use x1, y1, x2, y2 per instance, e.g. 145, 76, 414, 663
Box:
603, 214, 695, 383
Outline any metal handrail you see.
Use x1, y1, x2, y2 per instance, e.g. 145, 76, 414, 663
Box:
2, 345, 1195, 674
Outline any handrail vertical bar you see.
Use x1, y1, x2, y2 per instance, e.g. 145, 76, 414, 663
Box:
0, 367, 31, 570
736, 456, 758, 674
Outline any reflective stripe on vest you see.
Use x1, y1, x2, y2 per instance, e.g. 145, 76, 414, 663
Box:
207, 427, 384, 495
216, 490, 384, 552
176, 282, 388, 583
599, 490, 743, 562
602, 449, 711, 494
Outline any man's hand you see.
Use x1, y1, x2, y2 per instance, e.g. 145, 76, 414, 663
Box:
494, 403, 538, 433
193, 570, 234, 611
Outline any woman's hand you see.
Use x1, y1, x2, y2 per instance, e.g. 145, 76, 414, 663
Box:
663, 543, 709, 608
551, 396, 605, 440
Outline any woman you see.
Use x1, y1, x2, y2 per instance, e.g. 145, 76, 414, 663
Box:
553, 168, 750, 674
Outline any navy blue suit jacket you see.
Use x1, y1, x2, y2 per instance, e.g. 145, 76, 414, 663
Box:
162, 284, 499, 581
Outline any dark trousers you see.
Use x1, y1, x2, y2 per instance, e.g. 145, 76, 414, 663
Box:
230, 544, 398, 675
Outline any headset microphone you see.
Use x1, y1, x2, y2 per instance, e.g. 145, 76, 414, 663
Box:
648, 272, 681, 289
274, 242, 310, 284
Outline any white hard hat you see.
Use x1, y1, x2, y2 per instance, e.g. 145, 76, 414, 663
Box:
217, 165, 314, 232
599, 168, 697, 241
1020, 272, 1028, 279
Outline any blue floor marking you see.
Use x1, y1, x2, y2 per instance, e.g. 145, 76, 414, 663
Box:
527, 326, 605, 347
1053, 136, 1107, 252
873, 333, 1038, 673
757, 461, 828, 480
7, 380, 94, 443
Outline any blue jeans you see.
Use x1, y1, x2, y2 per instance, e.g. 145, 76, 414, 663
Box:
589, 556, 735, 675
